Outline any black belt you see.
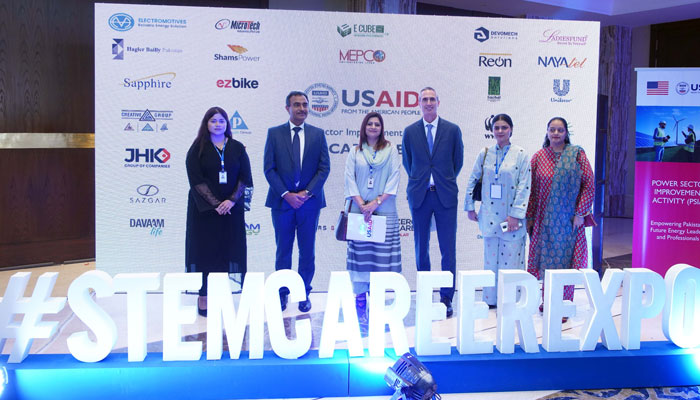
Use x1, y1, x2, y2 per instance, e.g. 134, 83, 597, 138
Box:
429, 185, 437, 191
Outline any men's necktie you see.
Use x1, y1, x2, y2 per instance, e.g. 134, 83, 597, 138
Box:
426, 124, 434, 154
292, 127, 301, 187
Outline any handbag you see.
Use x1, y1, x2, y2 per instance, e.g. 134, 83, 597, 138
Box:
471, 147, 489, 202
335, 199, 352, 241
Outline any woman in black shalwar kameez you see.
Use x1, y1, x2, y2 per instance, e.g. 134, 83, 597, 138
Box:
185, 107, 253, 316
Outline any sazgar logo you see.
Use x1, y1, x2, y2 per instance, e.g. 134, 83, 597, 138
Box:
552, 79, 572, 103
339, 49, 386, 64
123, 73, 175, 90
229, 111, 252, 134
109, 13, 134, 31
124, 148, 171, 168
131, 184, 166, 205
112, 39, 124, 60
121, 109, 172, 133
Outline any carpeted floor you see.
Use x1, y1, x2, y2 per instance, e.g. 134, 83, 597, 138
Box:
538, 386, 700, 399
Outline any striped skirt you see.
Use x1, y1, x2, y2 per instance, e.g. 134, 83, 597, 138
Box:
346, 212, 402, 274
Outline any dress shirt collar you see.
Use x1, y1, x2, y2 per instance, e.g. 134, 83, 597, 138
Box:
289, 121, 305, 132
422, 117, 439, 131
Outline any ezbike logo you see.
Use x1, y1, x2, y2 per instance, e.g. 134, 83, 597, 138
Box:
216, 77, 259, 89
478, 53, 512, 68
539, 29, 588, 46
339, 49, 386, 64
121, 109, 172, 133
537, 56, 587, 68
552, 79, 572, 103
305, 83, 420, 118
123, 73, 175, 90
131, 184, 166, 205
129, 218, 165, 237
214, 19, 260, 33
109, 13, 134, 31
124, 148, 171, 168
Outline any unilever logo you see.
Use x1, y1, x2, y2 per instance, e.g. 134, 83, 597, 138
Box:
553, 79, 570, 96
109, 13, 134, 31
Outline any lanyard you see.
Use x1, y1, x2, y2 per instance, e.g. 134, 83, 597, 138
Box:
494, 145, 509, 180
213, 139, 227, 171
369, 149, 378, 175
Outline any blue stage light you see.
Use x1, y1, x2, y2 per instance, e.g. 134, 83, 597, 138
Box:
384, 353, 440, 400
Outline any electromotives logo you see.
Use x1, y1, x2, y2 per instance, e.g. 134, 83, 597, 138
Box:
339, 49, 386, 64
214, 45, 261, 62
336, 23, 387, 38
487, 76, 501, 102
474, 27, 517, 42
537, 56, 587, 68
109, 13, 134, 31
123, 73, 175, 90
478, 53, 512, 68
129, 218, 164, 237
124, 148, 171, 168
131, 184, 166, 205
112, 39, 124, 60
214, 19, 260, 33
121, 109, 172, 133
136, 17, 186, 29
229, 111, 252, 134
552, 79, 572, 103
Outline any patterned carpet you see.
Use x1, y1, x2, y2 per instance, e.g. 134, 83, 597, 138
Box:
538, 387, 700, 399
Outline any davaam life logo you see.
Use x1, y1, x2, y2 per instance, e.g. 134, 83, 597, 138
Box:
124, 148, 171, 168
109, 13, 134, 31
131, 184, 166, 205
215, 19, 260, 33
305, 83, 339, 118
229, 111, 252, 134
123, 73, 175, 91
121, 109, 172, 133
474, 27, 518, 42
337, 23, 388, 38
129, 217, 165, 237
552, 79, 572, 103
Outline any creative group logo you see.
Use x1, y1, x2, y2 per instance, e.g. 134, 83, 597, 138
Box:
214, 45, 261, 62
123, 73, 175, 91
338, 49, 386, 64
305, 83, 421, 118
245, 222, 261, 236
216, 76, 259, 89
473, 27, 518, 42
336, 23, 388, 38
537, 56, 587, 68
129, 217, 165, 237
124, 148, 171, 168
111, 39, 183, 60
109, 13, 134, 31
676, 81, 700, 95
487, 76, 501, 102
229, 111, 252, 134
121, 109, 172, 133
215, 19, 261, 33
551, 79, 572, 103
478, 53, 512, 68
539, 29, 588, 46
130, 184, 166, 205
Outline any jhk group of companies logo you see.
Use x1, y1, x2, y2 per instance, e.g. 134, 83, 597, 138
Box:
130, 184, 166, 205
539, 29, 588, 46
473, 27, 518, 42
215, 19, 261, 33
124, 148, 171, 168
112, 39, 183, 60
338, 49, 386, 64
213, 45, 261, 62
108, 13, 186, 31
336, 23, 388, 38
305, 83, 420, 118
121, 109, 172, 133
123, 73, 175, 90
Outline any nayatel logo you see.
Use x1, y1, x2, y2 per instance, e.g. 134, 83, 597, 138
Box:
131, 184, 166, 205
474, 27, 489, 42
339, 49, 386, 64
306, 83, 339, 118
112, 39, 124, 60
552, 79, 572, 103
245, 223, 261, 235
214, 19, 260, 33
123, 73, 175, 90
229, 111, 252, 134
121, 109, 172, 133
539, 29, 588, 46
336, 23, 387, 38
109, 13, 134, 31
129, 218, 165, 237
213, 45, 261, 62
124, 148, 171, 168
474, 27, 517, 42
487, 76, 501, 102
537, 56, 587, 68
479, 53, 512, 68
216, 77, 259, 89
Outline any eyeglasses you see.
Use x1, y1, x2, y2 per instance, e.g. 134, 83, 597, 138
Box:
547, 127, 566, 134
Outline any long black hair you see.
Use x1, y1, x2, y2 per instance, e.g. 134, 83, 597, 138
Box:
543, 116, 571, 148
490, 113, 513, 136
194, 106, 232, 156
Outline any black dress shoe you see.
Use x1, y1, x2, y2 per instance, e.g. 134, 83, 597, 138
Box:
440, 297, 453, 318
280, 294, 288, 311
298, 298, 312, 313
198, 305, 207, 317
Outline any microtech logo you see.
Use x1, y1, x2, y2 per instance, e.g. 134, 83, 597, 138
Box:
215, 19, 260, 33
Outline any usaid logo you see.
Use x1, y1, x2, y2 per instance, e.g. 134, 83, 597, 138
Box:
305, 83, 339, 118
109, 13, 134, 31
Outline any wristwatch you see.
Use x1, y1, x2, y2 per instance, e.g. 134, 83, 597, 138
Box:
376, 197, 382, 205
305, 190, 312, 197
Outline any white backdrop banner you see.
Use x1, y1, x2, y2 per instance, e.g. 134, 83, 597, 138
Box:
95, 4, 600, 289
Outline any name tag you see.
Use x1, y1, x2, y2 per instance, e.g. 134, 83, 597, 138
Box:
490, 183, 502, 199
219, 171, 228, 184
367, 176, 375, 189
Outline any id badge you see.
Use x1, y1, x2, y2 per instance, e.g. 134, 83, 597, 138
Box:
219, 171, 228, 184
490, 183, 502, 199
367, 176, 374, 189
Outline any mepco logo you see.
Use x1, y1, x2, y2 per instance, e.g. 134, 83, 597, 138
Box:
339, 49, 386, 64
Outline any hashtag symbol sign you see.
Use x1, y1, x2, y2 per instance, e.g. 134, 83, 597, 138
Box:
0, 272, 66, 363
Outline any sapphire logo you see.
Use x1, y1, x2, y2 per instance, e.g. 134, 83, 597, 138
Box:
215, 19, 260, 33
230, 111, 252, 134
129, 218, 165, 237
112, 39, 124, 60
131, 185, 166, 205
305, 83, 339, 118
479, 53, 512, 68
124, 148, 171, 168
552, 79, 572, 103
537, 56, 587, 68
121, 109, 172, 133
123, 73, 175, 90
474, 27, 489, 42
109, 13, 134, 31
339, 49, 386, 64
487, 76, 501, 102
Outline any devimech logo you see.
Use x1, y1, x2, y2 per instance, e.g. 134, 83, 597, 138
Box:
474, 27, 518, 42
131, 184, 167, 205
552, 79, 572, 103
229, 111, 252, 134
213, 45, 261, 62
129, 218, 165, 237
121, 109, 172, 133
336, 23, 388, 38
306, 83, 339, 118
537, 56, 587, 68
124, 148, 171, 168
339, 49, 386, 64
109, 13, 134, 31
478, 53, 512, 68
216, 77, 259, 89
123, 73, 175, 90
112, 39, 124, 60
487, 76, 501, 102
539, 29, 588, 46
215, 19, 260, 33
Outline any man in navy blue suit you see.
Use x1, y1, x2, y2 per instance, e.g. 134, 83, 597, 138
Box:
402, 87, 464, 317
264, 91, 330, 312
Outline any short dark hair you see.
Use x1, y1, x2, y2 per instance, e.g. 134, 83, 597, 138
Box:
543, 116, 571, 148
286, 91, 308, 107
490, 113, 513, 132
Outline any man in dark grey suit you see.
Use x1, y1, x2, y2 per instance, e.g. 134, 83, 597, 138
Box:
264, 91, 330, 312
402, 87, 464, 317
